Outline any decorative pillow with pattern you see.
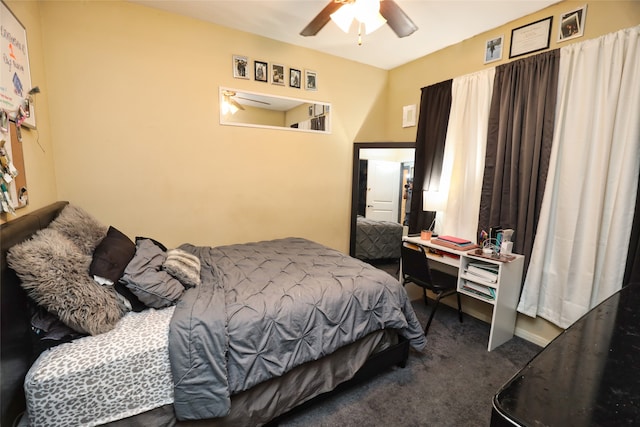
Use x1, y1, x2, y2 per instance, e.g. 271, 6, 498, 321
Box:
163, 248, 201, 288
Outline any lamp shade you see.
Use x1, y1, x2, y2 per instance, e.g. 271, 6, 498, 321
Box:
331, 0, 386, 35
423, 190, 446, 212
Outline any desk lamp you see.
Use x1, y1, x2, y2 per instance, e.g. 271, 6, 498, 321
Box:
423, 190, 446, 235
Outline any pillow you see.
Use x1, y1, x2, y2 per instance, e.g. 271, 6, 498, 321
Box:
114, 282, 147, 312
120, 239, 184, 309
90, 226, 136, 283
163, 248, 201, 288
49, 204, 108, 255
7, 228, 127, 335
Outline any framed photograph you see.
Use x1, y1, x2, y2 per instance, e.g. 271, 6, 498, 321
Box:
254, 60, 268, 82
289, 68, 301, 89
271, 63, 285, 86
558, 5, 587, 42
305, 70, 317, 91
402, 104, 416, 128
509, 16, 553, 59
232, 55, 249, 79
484, 35, 504, 64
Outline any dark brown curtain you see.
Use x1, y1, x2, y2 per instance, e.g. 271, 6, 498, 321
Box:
478, 49, 559, 270
409, 80, 452, 234
624, 169, 640, 286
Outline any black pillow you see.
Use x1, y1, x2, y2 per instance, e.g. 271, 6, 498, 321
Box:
90, 226, 136, 283
114, 282, 147, 312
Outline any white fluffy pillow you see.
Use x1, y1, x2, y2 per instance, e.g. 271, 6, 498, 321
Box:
7, 228, 127, 335
48, 204, 108, 256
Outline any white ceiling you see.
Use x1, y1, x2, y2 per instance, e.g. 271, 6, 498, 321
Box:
131, 0, 560, 70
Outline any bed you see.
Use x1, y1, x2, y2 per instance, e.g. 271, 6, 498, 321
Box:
1, 202, 426, 426
355, 215, 404, 261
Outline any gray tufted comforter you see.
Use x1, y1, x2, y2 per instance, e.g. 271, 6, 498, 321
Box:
355, 216, 404, 260
169, 237, 426, 421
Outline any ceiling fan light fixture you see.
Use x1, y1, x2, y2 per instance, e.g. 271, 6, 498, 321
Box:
330, 3, 354, 33
331, 0, 386, 35
362, 11, 386, 34
221, 92, 242, 115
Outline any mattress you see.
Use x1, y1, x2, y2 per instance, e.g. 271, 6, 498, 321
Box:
24, 307, 175, 427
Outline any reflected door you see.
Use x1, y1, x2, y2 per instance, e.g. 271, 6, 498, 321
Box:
365, 160, 400, 222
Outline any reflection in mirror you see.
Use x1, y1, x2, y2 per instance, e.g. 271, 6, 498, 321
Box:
219, 87, 331, 133
349, 142, 415, 258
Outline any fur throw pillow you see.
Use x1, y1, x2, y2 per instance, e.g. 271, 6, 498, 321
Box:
48, 204, 108, 255
7, 228, 127, 335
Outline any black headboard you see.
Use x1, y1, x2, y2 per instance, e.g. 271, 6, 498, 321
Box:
1, 201, 68, 426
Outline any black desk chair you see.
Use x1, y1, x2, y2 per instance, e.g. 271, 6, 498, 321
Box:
401, 243, 463, 335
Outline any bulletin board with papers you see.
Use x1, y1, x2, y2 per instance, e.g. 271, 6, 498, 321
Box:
1, 1, 35, 128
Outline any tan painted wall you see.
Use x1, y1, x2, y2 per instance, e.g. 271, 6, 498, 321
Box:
28, 0, 388, 252
385, 0, 640, 142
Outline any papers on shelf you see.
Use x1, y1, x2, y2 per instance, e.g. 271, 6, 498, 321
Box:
465, 263, 499, 282
462, 281, 496, 299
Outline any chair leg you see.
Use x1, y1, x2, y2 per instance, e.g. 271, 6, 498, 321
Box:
423, 292, 443, 336
423, 288, 428, 306
456, 292, 463, 323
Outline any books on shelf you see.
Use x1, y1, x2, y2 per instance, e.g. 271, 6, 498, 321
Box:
462, 281, 496, 299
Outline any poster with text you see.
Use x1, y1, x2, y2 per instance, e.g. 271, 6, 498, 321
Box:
1, 1, 35, 128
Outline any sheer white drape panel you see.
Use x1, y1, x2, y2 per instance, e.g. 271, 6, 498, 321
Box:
518, 26, 640, 328
440, 68, 496, 242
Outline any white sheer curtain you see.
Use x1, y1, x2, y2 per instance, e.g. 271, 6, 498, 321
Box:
439, 68, 496, 242
518, 26, 640, 328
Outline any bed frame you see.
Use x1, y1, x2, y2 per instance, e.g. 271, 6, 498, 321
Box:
1, 201, 69, 426
1, 201, 410, 426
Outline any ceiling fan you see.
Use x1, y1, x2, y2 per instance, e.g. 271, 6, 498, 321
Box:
300, 0, 418, 39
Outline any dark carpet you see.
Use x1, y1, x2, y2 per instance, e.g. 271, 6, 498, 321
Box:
277, 261, 542, 427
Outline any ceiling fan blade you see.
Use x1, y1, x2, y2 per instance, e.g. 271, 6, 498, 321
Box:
237, 96, 270, 106
380, 0, 418, 38
300, 1, 344, 36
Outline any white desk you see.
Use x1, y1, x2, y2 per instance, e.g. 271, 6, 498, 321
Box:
403, 236, 524, 351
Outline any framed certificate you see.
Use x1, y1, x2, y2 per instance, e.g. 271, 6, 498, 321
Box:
509, 17, 553, 59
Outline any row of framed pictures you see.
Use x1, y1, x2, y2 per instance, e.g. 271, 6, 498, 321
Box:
232, 55, 317, 91
483, 4, 587, 64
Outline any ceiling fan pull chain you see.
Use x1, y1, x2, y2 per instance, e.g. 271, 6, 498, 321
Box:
358, 21, 363, 45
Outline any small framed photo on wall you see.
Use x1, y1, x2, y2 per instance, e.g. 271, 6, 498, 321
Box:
289, 68, 301, 88
305, 70, 317, 91
558, 5, 587, 42
254, 60, 268, 82
271, 63, 285, 85
232, 55, 249, 79
484, 35, 504, 64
